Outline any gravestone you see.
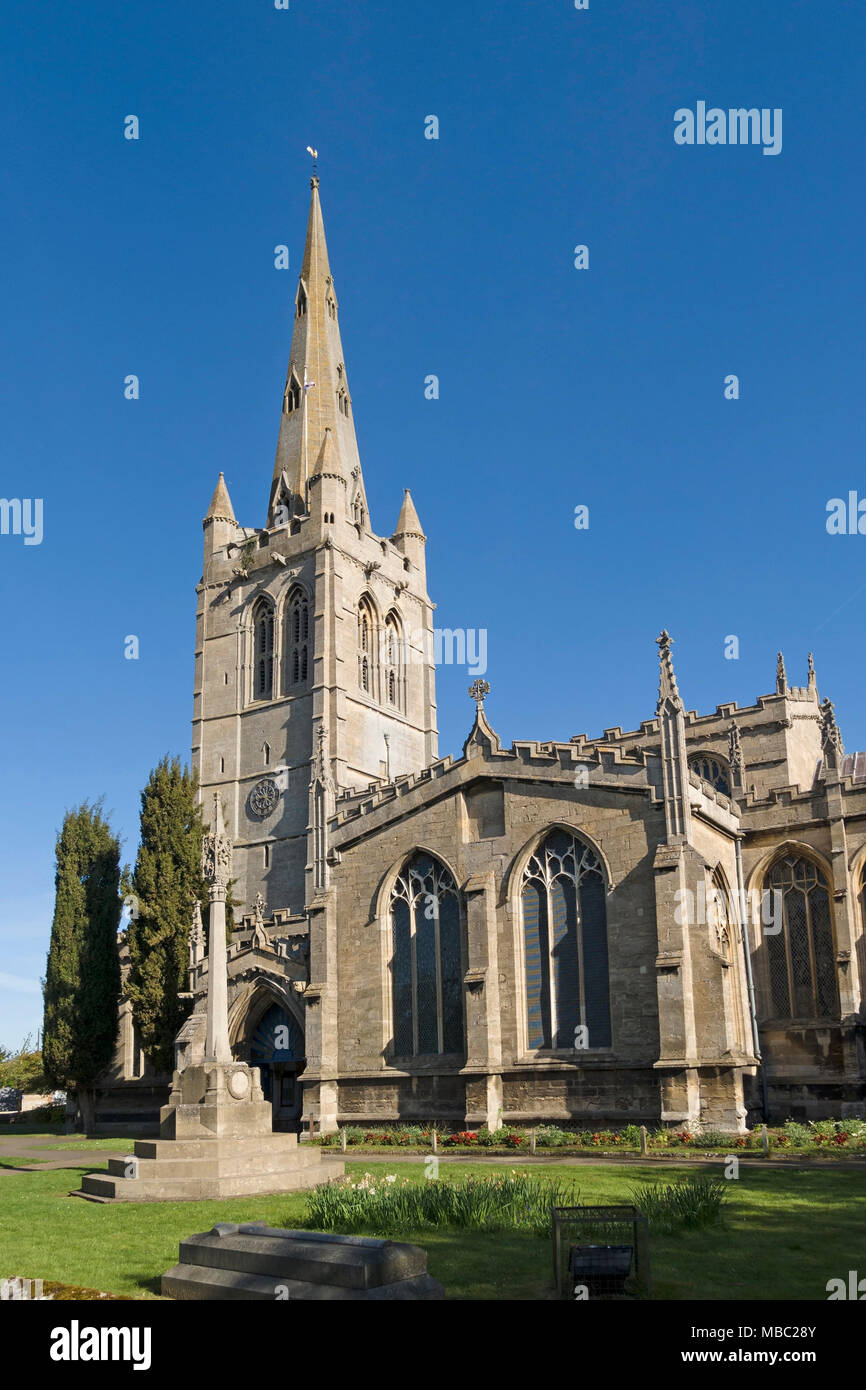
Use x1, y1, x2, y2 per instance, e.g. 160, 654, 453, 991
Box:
162, 1224, 444, 1300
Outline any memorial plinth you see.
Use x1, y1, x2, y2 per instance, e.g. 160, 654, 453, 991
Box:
79, 795, 342, 1202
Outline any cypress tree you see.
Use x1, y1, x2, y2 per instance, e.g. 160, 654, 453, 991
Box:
43, 802, 122, 1133
124, 756, 209, 1074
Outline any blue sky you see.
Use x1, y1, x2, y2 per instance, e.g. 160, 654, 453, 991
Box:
1, 0, 864, 1044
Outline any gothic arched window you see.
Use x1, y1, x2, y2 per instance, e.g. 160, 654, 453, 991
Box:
689, 755, 731, 796
296, 285, 307, 317
763, 854, 838, 1020
253, 598, 275, 701
384, 611, 403, 710
390, 854, 464, 1057
284, 375, 301, 414
287, 588, 310, 687
358, 595, 376, 697
521, 829, 611, 1050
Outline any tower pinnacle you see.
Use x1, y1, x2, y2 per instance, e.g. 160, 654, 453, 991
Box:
656, 630, 683, 711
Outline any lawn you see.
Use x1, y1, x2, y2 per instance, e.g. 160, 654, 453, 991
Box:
0, 1152, 862, 1300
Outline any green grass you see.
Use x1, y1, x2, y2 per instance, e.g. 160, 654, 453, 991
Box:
0, 1156, 862, 1300
28, 1137, 132, 1151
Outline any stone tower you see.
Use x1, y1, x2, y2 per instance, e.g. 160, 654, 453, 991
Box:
191, 177, 439, 916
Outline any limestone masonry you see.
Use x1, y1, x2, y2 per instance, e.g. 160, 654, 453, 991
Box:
97, 177, 866, 1135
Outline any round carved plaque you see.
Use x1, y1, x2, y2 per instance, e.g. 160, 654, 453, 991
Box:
250, 778, 279, 818
227, 1069, 250, 1100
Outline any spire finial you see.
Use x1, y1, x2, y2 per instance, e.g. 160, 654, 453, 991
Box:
656, 629, 682, 710
776, 651, 788, 695
807, 652, 817, 694
306, 145, 318, 183
469, 679, 490, 712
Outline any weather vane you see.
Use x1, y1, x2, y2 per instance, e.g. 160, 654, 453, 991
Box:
306, 145, 318, 178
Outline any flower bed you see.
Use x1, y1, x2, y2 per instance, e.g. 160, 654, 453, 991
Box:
314, 1117, 866, 1155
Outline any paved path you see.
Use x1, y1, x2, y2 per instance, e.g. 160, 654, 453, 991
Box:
1, 1132, 864, 1174
325, 1151, 866, 1172
0, 1133, 127, 1172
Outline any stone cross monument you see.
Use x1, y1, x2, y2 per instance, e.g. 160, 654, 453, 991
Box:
77, 795, 343, 1201
203, 792, 232, 1063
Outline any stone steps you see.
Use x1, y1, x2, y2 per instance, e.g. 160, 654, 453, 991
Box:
132, 1134, 303, 1161
80, 1163, 336, 1202
102, 1145, 326, 1182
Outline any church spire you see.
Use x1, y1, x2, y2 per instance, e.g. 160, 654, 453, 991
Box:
270, 177, 365, 525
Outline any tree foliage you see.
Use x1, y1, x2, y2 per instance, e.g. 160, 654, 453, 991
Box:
0, 1040, 48, 1094
42, 803, 122, 1093
124, 757, 209, 1074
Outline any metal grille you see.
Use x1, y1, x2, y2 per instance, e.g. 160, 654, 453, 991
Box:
552, 1205, 650, 1300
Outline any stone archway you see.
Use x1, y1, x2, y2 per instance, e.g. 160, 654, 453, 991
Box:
231, 987, 306, 1133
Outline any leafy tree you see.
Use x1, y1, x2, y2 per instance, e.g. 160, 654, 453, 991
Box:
124, 757, 210, 1075
0, 1037, 48, 1094
43, 803, 122, 1132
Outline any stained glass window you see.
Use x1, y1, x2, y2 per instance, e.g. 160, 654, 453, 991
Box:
521, 831, 611, 1050
764, 855, 838, 1020
390, 854, 464, 1058
689, 756, 731, 796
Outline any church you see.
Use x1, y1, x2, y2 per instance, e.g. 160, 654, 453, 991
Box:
100, 176, 866, 1135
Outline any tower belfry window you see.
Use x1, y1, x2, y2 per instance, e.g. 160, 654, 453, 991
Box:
358, 596, 376, 696
287, 587, 310, 687
384, 611, 403, 712
252, 598, 275, 701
